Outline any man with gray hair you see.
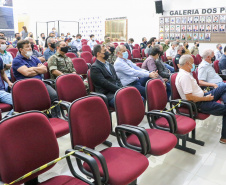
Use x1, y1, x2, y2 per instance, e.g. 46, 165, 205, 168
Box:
214, 44, 223, 60
176, 54, 226, 144
198, 49, 223, 89
174, 45, 186, 71
166, 41, 177, 61
44, 37, 56, 61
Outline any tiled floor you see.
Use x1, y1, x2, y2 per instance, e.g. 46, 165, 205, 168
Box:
1, 112, 226, 185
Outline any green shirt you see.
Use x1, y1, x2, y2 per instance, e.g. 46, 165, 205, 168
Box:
161, 43, 170, 52
48, 52, 76, 79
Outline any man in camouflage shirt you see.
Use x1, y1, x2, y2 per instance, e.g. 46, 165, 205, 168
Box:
106, 42, 117, 64
48, 41, 76, 79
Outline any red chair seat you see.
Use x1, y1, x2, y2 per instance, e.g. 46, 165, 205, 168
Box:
178, 107, 210, 120
84, 147, 148, 185
40, 176, 87, 185
49, 118, 69, 138
127, 129, 177, 156
0, 103, 12, 112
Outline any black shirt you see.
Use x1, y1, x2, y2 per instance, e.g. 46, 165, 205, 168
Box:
174, 54, 181, 66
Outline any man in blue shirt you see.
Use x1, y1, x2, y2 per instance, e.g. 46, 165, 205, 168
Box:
12, 33, 21, 48
114, 45, 159, 98
71, 34, 82, 51
44, 37, 56, 61
219, 46, 226, 72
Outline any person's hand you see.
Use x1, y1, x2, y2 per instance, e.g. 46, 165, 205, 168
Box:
163, 82, 166, 89
8, 82, 13, 88
213, 84, 218, 89
149, 71, 158, 78
205, 94, 214, 101
163, 78, 168, 82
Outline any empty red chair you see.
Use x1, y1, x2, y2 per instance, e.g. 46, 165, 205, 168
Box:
81, 51, 93, 64
132, 49, 142, 62
7, 48, 18, 57
115, 86, 178, 156
82, 45, 92, 54
0, 111, 101, 185
72, 58, 89, 79
65, 52, 77, 59
172, 57, 179, 72
146, 79, 202, 154
136, 62, 142, 68
120, 42, 124, 45
113, 43, 118, 47
69, 96, 149, 185
141, 49, 146, 59
12, 79, 69, 138
127, 49, 132, 60
196, 54, 202, 64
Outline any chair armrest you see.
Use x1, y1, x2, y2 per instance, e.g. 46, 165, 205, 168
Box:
115, 124, 151, 155
145, 111, 176, 133
219, 74, 226, 80
52, 100, 71, 119
87, 63, 91, 69
74, 145, 109, 184
170, 99, 197, 119
89, 92, 109, 108
65, 149, 101, 185
43, 79, 55, 87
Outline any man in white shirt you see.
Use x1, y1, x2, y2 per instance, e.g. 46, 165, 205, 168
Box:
166, 41, 177, 61
87, 34, 97, 51
214, 44, 223, 61
176, 54, 226, 144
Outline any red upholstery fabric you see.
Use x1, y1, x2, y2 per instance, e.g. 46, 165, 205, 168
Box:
127, 129, 177, 156
132, 49, 141, 59
87, 69, 95, 92
49, 118, 69, 138
69, 96, 111, 148
56, 74, 87, 102
81, 39, 87, 42
213, 60, 220, 73
156, 115, 196, 135
172, 57, 178, 72
178, 107, 210, 120
0, 103, 12, 112
115, 87, 145, 126
146, 79, 167, 111
170, 73, 181, 100
43, 62, 51, 79
83, 147, 148, 185
196, 54, 202, 64
82, 45, 92, 54
134, 44, 139, 50
41, 176, 88, 185
192, 71, 199, 85
120, 42, 124, 45
100, 41, 104, 44
6, 48, 18, 57
33, 44, 39, 52
92, 56, 97, 63
65, 52, 77, 59
12, 79, 51, 112
161, 55, 165, 62
0, 112, 59, 184
82, 41, 87, 46
113, 43, 118, 47
136, 62, 142, 68
142, 49, 146, 58
71, 58, 88, 78
164, 52, 168, 61
10, 68, 16, 83
81, 51, 93, 64
192, 55, 199, 66
127, 49, 132, 60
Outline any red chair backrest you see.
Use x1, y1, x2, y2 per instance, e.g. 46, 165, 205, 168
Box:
127, 49, 132, 60
56, 74, 87, 102
92, 56, 96, 63
196, 54, 202, 64
81, 39, 87, 42
136, 62, 142, 68
113, 43, 118, 47
172, 58, 179, 72
120, 42, 124, 45
146, 79, 167, 111
161, 55, 165, 62
43, 62, 51, 79
132, 49, 141, 59
134, 44, 139, 50
0, 112, 59, 184
65, 52, 77, 59
96, 40, 99, 44
142, 49, 146, 58
12, 79, 51, 112
170, 73, 181, 100
33, 44, 39, 52
164, 52, 168, 61
87, 69, 95, 92
10, 68, 16, 83
69, 96, 111, 148
115, 87, 145, 126
8, 51, 15, 59
82, 45, 92, 54
100, 41, 104, 44
213, 60, 220, 73
81, 51, 93, 64
71, 58, 88, 78
82, 41, 87, 45
192, 71, 199, 85
191, 54, 199, 65
6, 48, 18, 57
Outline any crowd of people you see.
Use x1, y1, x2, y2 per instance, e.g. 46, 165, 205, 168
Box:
0, 26, 226, 143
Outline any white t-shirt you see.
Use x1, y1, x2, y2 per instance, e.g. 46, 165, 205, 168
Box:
166, 47, 177, 58
176, 69, 204, 100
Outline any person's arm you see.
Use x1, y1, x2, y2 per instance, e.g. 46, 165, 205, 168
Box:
185, 93, 214, 102
17, 66, 39, 77
38, 57, 46, 63
33, 63, 47, 74
4, 63, 12, 70
146, 59, 157, 72
198, 80, 218, 88
156, 61, 170, 79
51, 69, 64, 77
166, 49, 172, 60
190, 47, 194, 54
0, 70, 13, 88
198, 66, 217, 88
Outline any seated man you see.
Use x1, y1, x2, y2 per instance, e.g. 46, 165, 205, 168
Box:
124, 38, 134, 55
0, 32, 13, 49
166, 41, 177, 61
12, 40, 58, 106
161, 39, 170, 52
90, 44, 122, 108
65, 37, 80, 57
219, 46, 226, 72
174, 45, 186, 69
140, 37, 147, 50
198, 49, 224, 89
12, 33, 21, 48
190, 41, 199, 56
87, 34, 97, 51
114, 45, 158, 99
183, 41, 191, 55
48, 41, 76, 79
214, 44, 223, 61
145, 37, 156, 55
176, 54, 226, 144
71, 34, 82, 52
44, 37, 56, 61
106, 42, 116, 64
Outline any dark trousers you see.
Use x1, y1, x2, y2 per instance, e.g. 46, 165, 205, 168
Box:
196, 85, 226, 139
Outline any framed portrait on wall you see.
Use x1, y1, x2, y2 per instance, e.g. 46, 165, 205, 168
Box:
200, 16, 205, 23
160, 18, 164, 24
181, 33, 186, 40
220, 15, 226, 23
170, 25, 175, 32
193, 25, 198, 32
199, 33, 204, 40
165, 33, 169, 39
212, 15, 219, 23
206, 24, 211, 32
181, 17, 186, 24
176, 25, 180, 32
165, 17, 170, 24
165, 25, 169, 32
219, 24, 225, 32
205, 33, 211, 41
160, 33, 164, 40
206, 15, 212, 23
181, 25, 186, 32
199, 24, 205, 32
176, 17, 181, 24
212, 24, 218, 32
170, 17, 175, 24
187, 16, 193, 24
187, 33, 192, 40
160, 26, 164, 32
187, 25, 192, 32
193, 33, 198, 41
175, 33, 180, 39
170, 33, 175, 40
194, 16, 199, 23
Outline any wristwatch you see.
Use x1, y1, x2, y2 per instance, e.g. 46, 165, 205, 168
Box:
3, 64, 6, 68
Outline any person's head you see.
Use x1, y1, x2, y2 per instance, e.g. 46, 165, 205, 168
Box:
179, 54, 195, 72
64, 37, 72, 46
183, 41, 189, 49
0, 32, 4, 37
25, 37, 35, 51
17, 40, 32, 58
56, 41, 68, 55
214, 25, 217, 29
221, 25, 224, 29
94, 44, 110, 61
67, 32, 70, 36
52, 27, 56, 32
207, 25, 210, 29
171, 41, 177, 49
15, 33, 21, 40
214, 16, 218, 21
0, 36, 7, 51
194, 41, 199, 47
176, 39, 180, 45
216, 44, 222, 51
49, 32, 54, 37
148, 37, 157, 46
61, 33, 65, 37
104, 35, 111, 43
116, 45, 128, 59
47, 37, 56, 50
106, 42, 115, 54
28, 32, 33, 38
165, 39, 170, 45
177, 45, 185, 55
202, 49, 215, 63
142, 37, 147, 43
76, 34, 82, 41
22, 26, 27, 33
90, 34, 95, 41
150, 46, 161, 60
194, 25, 197, 29
128, 38, 134, 45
